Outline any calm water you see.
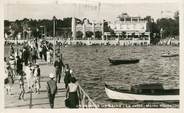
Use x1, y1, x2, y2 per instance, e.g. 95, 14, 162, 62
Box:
5, 45, 179, 108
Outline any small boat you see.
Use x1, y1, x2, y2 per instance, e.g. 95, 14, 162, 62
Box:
161, 53, 179, 57
105, 83, 179, 101
108, 58, 139, 65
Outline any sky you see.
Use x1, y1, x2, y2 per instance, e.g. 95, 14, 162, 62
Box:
4, 1, 179, 22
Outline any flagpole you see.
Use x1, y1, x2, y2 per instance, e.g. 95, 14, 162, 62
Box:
53, 16, 56, 62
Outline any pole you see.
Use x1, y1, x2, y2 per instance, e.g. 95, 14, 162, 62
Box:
16, 36, 18, 57
53, 16, 56, 62
29, 89, 32, 109
44, 26, 47, 39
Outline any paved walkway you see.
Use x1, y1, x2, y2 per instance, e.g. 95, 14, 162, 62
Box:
5, 63, 66, 109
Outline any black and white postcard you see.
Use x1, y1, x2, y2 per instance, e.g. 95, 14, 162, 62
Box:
0, 0, 183, 113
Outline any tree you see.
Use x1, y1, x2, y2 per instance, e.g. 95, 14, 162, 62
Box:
32, 28, 41, 38
144, 16, 160, 44
157, 16, 179, 38
4, 20, 11, 27
173, 11, 179, 36
11, 22, 22, 39
117, 13, 129, 21
174, 11, 179, 21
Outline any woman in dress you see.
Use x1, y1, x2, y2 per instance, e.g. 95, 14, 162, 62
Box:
9, 56, 16, 78
64, 64, 72, 88
25, 62, 34, 90
6, 67, 14, 95
66, 77, 79, 108
49, 49, 53, 64
33, 63, 41, 94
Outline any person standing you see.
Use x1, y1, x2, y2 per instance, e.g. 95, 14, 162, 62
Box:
47, 50, 51, 64
10, 44, 14, 55
9, 56, 16, 78
31, 47, 37, 65
18, 75, 25, 100
22, 47, 30, 66
19, 49, 23, 60
5, 67, 14, 95
47, 73, 57, 108
50, 49, 54, 64
54, 58, 60, 83
42, 44, 47, 62
33, 63, 41, 94
54, 55, 64, 83
64, 64, 72, 88
58, 54, 65, 82
16, 56, 23, 76
38, 45, 43, 60
66, 77, 79, 108
25, 62, 34, 89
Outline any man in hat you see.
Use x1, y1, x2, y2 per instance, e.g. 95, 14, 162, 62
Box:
47, 73, 57, 108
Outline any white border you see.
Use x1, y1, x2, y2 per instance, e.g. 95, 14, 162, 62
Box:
1, 0, 183, 113
0, 0, 5, 112
3, 0, 180, 4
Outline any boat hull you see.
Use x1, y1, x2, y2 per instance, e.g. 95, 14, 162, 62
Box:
105, 86, 179, 101
108, 58, 139, 65
161, 54, 179, 57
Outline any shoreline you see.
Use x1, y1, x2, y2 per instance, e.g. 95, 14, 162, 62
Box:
4, 39, 179, 47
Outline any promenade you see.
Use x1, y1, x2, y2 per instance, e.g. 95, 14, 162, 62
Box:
5, 63, 66, 109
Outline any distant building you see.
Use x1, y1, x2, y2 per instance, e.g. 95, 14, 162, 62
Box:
108, 16, 150, 45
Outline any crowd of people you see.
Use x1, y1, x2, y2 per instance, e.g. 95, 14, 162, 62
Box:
4, 39, 80, 108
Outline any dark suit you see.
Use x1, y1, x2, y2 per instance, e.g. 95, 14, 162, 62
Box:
47, 79, 57, 108
54, 59, 64, 83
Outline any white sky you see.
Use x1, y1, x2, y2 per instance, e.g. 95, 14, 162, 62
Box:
4, 0, 179, 21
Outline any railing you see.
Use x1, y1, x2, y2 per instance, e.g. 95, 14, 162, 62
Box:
78, 84, 98, 108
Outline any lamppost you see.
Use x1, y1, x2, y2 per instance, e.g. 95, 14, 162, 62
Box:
53, 16, 57, 62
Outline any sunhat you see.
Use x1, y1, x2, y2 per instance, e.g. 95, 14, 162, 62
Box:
49, 73, 55, 78
9, 56, 14, 59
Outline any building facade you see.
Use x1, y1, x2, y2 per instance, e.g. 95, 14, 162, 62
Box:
108, 16, 150, 45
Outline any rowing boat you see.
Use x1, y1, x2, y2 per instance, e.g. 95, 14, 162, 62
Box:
105, 83, 179, 101
108, 58, 139, 65
161, 53, 179, 57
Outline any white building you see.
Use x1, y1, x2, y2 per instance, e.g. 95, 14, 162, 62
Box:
108, 16, 150, 45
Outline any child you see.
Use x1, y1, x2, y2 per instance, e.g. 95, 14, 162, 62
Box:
18, 75, 25, 100
6, 68, 14, 95
33, 63, 41, 94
